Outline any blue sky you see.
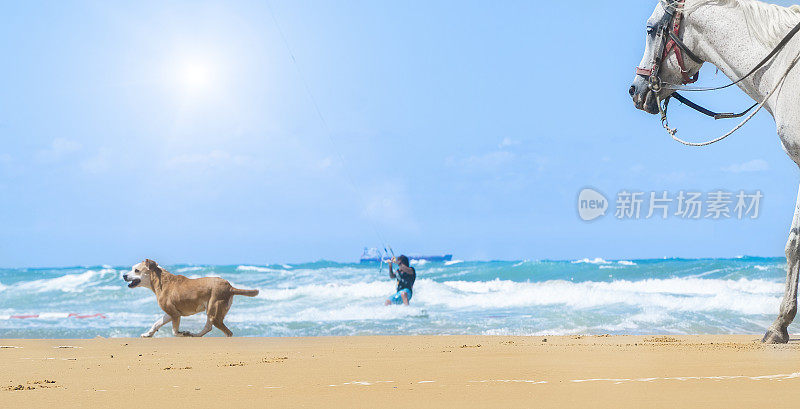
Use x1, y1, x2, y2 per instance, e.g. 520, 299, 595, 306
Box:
1, 1, 799, 267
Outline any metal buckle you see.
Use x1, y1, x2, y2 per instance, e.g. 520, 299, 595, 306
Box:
656, 94, 677, 136
648, 74, 662, 92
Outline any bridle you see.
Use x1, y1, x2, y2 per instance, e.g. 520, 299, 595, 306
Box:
636, 0, 700, 90
635, 0, 716, 135
634, 0, 800, 145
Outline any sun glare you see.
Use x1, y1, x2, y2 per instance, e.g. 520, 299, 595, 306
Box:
162, 47, 235, 107
178, 60, 213, 94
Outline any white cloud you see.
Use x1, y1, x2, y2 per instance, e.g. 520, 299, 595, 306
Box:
81, 148, 113, 174
498, 137, 520, 149
630, 164, 645, 173
721, 159, 769, 173
362, 183, 419, 232
446, 150, 549, 177
364, 196, 407, 222
653, 171, 688, 183
36, 138, 81, 163
165, 150, 257, 171
317, 156, 334, 171
447, 151, 515, 170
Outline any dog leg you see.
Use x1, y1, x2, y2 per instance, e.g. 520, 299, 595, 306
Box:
213, 321, 233, 337
203, 296, 233, 337
141, 314, 172, 338
171, 316, 192, 337
190, 318, 214, 337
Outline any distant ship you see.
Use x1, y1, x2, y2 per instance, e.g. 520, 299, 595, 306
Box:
359, 247, 453, 264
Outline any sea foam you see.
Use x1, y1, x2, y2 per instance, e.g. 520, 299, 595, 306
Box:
414, 278, 779, 314
571, 258, 611, 264
0, 258, 788, 337
14, 268, 118, 293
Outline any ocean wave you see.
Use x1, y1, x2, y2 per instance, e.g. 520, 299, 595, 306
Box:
258, 281, 394, 301
527, 327, 590, 336
445, 260, 463, 266
418, 278, 780, 314
754, 265, 777, 271
250, 276, 782, 315
14, 268, 119, 293
0, 260, 789, 337
236, 265, 284, 273
174, 266, 205, 273
571, 258, 611, 265
226, 304, 426, 324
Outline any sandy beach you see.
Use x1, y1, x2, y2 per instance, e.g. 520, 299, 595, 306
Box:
1, 335, 800, 408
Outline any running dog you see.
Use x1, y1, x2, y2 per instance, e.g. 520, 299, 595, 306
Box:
123, 259, 259, 337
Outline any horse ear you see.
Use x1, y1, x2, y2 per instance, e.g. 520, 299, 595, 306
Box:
145, 259, 159, 273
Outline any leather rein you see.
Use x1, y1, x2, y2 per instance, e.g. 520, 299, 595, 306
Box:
635, 0, 800, 141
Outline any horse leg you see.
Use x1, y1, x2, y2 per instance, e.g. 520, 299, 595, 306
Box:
763, 184, 800, 344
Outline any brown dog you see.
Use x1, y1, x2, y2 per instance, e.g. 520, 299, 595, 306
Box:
123, 259, 259, 337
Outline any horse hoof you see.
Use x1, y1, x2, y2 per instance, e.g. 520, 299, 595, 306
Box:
762, 327, 789, 344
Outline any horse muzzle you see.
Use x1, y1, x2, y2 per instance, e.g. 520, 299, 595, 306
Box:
630, 80, 660, 115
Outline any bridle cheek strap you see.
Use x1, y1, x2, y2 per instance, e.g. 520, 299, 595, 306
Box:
664, 41, 699, 84
663, 5, 699, 85
634, 0, 699, 85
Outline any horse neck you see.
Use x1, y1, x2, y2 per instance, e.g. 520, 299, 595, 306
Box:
684, 1, 782, 103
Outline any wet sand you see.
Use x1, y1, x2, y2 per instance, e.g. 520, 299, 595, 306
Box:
2, 335, 800, 408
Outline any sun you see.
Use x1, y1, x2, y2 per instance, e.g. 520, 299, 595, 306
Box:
177, 60, 213, 94
163, 48, 232, 105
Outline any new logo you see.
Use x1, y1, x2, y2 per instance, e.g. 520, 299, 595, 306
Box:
578, 188, 608, 221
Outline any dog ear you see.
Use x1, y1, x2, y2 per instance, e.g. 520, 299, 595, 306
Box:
144, 259, 159, 273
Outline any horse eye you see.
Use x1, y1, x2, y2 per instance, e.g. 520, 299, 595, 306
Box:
135, 269, 139, 273
646, 26, 656, 35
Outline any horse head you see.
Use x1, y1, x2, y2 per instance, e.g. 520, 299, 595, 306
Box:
630, 1, 704, 115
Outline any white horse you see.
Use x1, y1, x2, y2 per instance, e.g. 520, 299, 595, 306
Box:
630, 0, 800, 343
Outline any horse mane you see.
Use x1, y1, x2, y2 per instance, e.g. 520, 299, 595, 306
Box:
662, 0, 800, 47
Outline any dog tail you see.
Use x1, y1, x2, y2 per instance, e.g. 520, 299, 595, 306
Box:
232, 288, 260, 297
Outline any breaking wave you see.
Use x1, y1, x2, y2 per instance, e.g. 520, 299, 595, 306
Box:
0, 258, 787, 337
12, 268, 120, 293
254, 277, 779, 315
572, 258, 611, 264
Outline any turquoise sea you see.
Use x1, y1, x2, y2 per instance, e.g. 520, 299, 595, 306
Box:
0, 257, 789, 338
